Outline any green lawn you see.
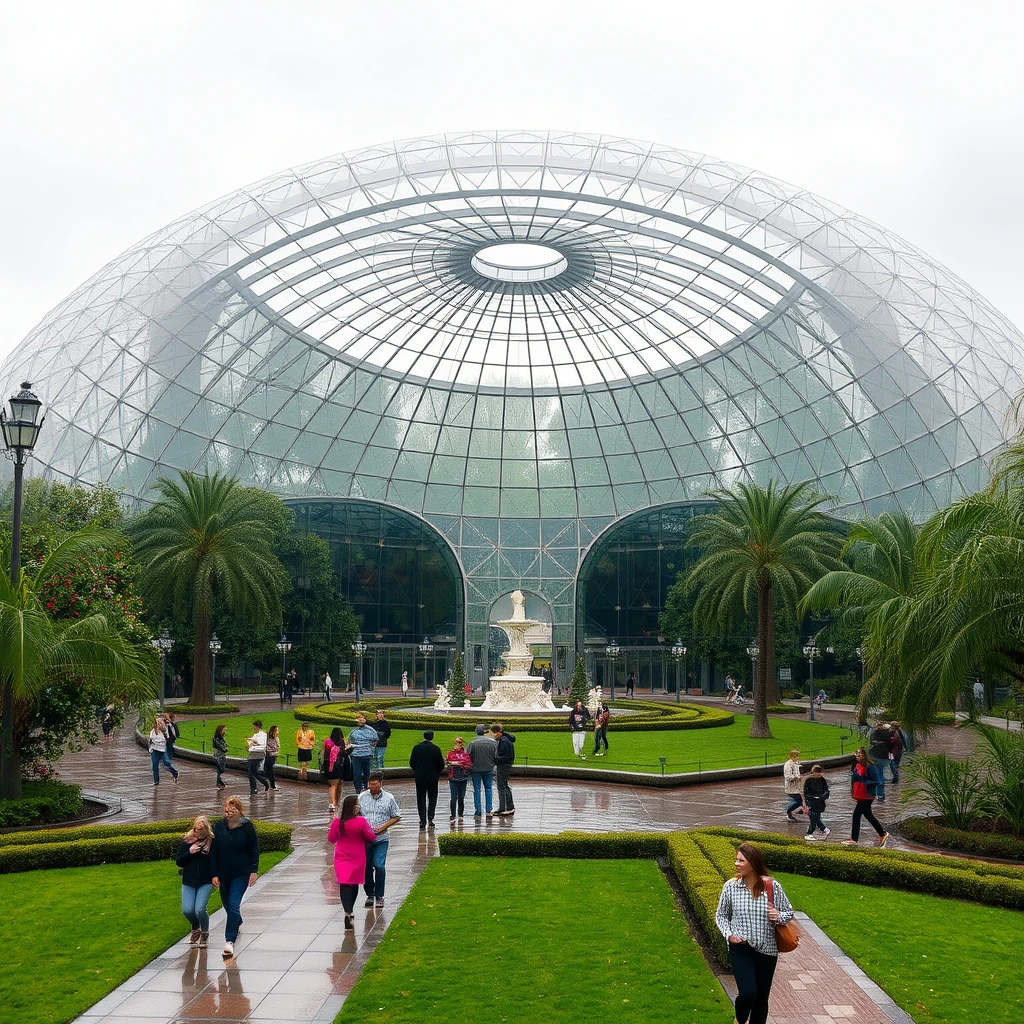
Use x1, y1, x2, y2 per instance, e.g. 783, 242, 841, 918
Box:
778, 871, 1023, 1024
336, 856, 732, 1023
1, 850, 288, 1024
176, 710, 852, 773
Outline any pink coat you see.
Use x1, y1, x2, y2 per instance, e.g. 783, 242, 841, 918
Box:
328, 814, 378, 884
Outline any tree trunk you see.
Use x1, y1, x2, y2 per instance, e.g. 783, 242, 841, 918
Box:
189, 608, 213, 705
749, 581, 775, 739
764, 604, 781, 706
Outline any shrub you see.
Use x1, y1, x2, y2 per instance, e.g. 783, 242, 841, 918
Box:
568, 655, 589, 706
447, 652, 467, 706
902, 753, 986, 831
167, 703, 240, 715
0, 818, 292, 873
971, 722, 1024, 837
900, 816, 1024, 860
0, 780, 83, 827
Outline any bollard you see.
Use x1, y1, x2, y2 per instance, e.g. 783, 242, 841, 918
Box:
840, 737, 844, 755
659, 756, 667, 776
764, 752, 768, 765
202, 741, 205, 753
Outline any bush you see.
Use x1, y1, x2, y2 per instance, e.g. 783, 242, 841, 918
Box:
902, 753, 986, 831
0, 781, 83, 828
291, 699, 734, 733
0, 818, 292, 873
166, 703, 240, 715
900, 815, 1024, 860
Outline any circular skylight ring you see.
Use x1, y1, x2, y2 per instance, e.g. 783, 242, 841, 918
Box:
472, 242, 568, 283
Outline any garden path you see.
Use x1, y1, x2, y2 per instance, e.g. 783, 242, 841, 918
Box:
59, 708, 961, 1023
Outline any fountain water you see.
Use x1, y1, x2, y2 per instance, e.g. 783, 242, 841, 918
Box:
480, 590, 559, 712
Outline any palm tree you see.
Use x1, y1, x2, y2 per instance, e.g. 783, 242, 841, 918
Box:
130, 472, 288, 705
0, 529, 152, 800
686, 481, 843, 738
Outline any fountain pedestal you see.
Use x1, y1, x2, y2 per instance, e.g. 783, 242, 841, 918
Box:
481, 590, 558, 712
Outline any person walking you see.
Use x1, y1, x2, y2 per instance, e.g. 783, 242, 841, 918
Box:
887, 720, 904, 783
445, 736, 472, 821
842, 748, 889, 846
245, 721, 270, 796
295, 721, 316, 781
323, 727, 351, 813
492, 722, 516, 817
868, 721, 891, 802
801, 764, 831, 841
724, 673, 737, 703
400, 669, 409, 696
468, 723, 497, 818
348, 713, 379, 793
783, 750, 804, 821
323, 671, 333, 703
210, 796, 260, 960
148, 716, 179, 786
625, 671, 636, 697
593, 703, 610, 756
714, 841, 794, 1024
100, 704, 116, 742
569, 701, 591, 760
164, 712, 180, 765
371, 709, 392, 770
176, 815, 214, 947
264, 725, 280, 791
212, 724, 228, 789
286, 668, 297, 704
328, 795, 378, 930
409, 729, 445, 828
358, 773, 401, 908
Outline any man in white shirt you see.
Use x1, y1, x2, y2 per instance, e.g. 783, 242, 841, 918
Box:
358, 773, 401, 908
323, 672, 333, 702
246, 720, 270, 794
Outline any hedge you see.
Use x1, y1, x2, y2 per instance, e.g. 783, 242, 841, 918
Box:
0, 780, 83, 828
166, 703, 240, 715
436, 829, 667, 859
0, 818, 293, 874
900, 815, 1024, 860
0, 817, 197, 848
290, 699, 734, 733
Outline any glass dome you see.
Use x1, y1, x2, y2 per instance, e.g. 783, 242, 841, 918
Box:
3, 130, 1022, 662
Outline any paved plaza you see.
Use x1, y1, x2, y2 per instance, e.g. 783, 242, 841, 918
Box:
56, 702, 968, 1023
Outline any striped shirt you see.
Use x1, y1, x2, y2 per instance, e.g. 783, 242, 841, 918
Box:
358, 788, 401, 841
715, 876, 794, 955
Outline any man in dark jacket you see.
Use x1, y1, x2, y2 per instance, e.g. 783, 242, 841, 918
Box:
372, 709, 392, 771
409, 730, 445, 828
468, 723, 498, 817
868, 722, 892, 802
492, 722, 516, 817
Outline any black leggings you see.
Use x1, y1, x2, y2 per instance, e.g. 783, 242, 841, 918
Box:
728, 942, 777, 1024
851, 799, 885, 840
339, 883, 358, 914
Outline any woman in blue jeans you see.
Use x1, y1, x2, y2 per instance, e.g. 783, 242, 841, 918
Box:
175, 815, 214, 947
210, 796, 260, 960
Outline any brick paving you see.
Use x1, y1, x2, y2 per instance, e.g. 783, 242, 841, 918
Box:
59, 704, 973, 1023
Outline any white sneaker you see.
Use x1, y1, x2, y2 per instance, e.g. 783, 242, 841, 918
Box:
804, 834, 818, 841
222, 941, 234, 959
822, 828, 831, 840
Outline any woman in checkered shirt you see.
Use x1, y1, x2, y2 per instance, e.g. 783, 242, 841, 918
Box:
714, 841, 794, 1024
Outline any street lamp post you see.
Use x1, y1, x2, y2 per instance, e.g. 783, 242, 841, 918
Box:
276, 635, 291, 695
803, 642, 818, 722
746, 645, 759, 700
419, 636, 433, 698
1, 381, 45, 798
209, 633, 222, 701
671, 639, 686, 703
352, 634, 367, 702
605, 641, 620, 700
151, 628, 173, 711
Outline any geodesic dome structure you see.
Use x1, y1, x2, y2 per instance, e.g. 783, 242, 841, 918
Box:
4, 130, 1022, 670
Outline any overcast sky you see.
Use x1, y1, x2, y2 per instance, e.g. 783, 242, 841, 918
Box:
1, 1, 1021, 363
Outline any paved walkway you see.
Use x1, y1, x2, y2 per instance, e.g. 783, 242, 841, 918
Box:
61, 711, 978, 1023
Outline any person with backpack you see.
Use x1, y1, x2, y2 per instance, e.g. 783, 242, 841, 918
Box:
801, 764, 831, 840
842, 748, 888, 847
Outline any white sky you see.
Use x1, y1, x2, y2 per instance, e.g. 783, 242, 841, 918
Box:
1, 0, 1022, 361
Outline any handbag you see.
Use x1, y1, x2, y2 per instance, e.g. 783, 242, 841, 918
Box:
765, 878, 800, 953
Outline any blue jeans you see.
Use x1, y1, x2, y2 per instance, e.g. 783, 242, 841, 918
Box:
874, 774, 886, 802
364, 839, 389, 899
372, 747, 386, 771
593, 727, 608, 753
181, 883, 213, 931
352, 756, 372, 793
472, 772, 493, 814
889, 755, 901, 783
449, 779, 468, 816
150, 750, 178, 784
785, 792, 803, 816
220, 875, 249, 942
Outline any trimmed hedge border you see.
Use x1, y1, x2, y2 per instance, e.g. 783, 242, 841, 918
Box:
899, 815, 1024, 861
437, 825, 1024, 967
289, 698, 734, 733
0, 780, 83, 828
0, 817, 293, 874
164, 703, 240, 715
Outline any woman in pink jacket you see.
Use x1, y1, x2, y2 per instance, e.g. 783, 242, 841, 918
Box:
328, 794, 378, 930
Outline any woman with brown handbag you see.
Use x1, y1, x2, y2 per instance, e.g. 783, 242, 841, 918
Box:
714, 841, 795, 1024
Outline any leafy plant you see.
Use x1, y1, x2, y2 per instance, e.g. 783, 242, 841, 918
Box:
970, 721, 1024, 836
447, 651, 467, 705
567, 655, 589, 706
902, 753, 987, 831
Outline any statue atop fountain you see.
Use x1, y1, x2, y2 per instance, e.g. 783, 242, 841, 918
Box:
480, 590, 558, 712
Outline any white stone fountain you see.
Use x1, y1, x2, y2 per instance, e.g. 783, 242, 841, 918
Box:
480, 590, 559, 712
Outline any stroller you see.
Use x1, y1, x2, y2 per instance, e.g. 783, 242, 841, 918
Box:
813, 689, 828, 709
732, 689, 747, 706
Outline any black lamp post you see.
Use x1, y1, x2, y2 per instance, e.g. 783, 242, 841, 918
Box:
671, 639, 686, 703
803, 642, 818, 722
151, 628, 173, 711
419, 636, 433, 698
209, 633, 222, 701
1, 382, 45, 798
352, 634, 366, 702
276, 635, 291, 692
605, 641, 620, 700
